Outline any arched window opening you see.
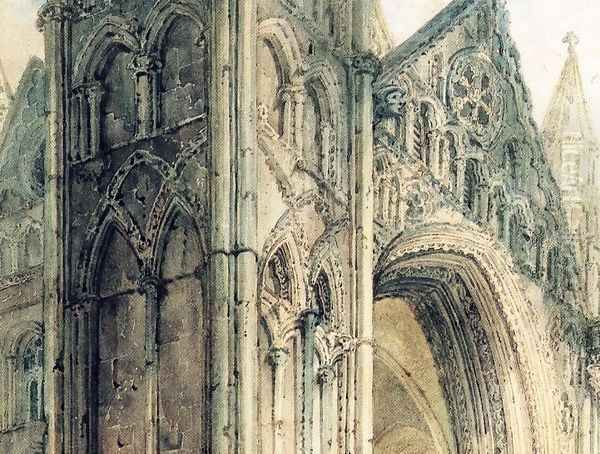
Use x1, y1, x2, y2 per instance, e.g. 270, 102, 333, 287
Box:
508, 213, 520, 252
160, 16, 208, 127
547, 246, 561, 288
325, 8, 335, 37
303, 86, 323, 167
257, 39, 285, 136
504, 141, 518, 183
22, 336, 43, 423
496, 206, 505, 241
99, 48, 136, 148
534, 226, 545, 278
23, 227, 43, 269
314, 270, 332, 323
414, 103, 435, 166
463, 159, 479, 213
303, 78, 338, 183
266, 248, 292, 302
446, 132, 459, 192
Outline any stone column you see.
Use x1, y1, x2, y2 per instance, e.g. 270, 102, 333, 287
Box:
71, 86, 86, 161
301, 309, 319, 454
319, 364, 338, 454
478, 184, 489, 221
351, 1, 377, 452
130, 53, 161, 139
321, 121, 332, 178
234, 1, 258, 453
38, 3, 73, 453
292, 85, 306, 153
68, 295, 99, 454
209, 0, 233, 452
282, 88, 294, 145
404, 101, 417, 159
6, 356, 16, 428
139, 275, 160, 454
269, 347, 289, 453
86, 82, 104, 159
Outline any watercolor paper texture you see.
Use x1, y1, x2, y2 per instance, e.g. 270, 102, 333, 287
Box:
0, 0, 599, 453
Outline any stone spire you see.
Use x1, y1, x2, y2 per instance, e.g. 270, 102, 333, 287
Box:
0, 57, 13, 131
542, 32, 597, 197
543, 32, 594, 145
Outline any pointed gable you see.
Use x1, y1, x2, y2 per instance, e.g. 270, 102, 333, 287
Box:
0, 57, 46, 215
543, 32, 596, 146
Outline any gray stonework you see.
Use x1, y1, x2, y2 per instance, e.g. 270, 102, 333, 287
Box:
0, 0, 599, 453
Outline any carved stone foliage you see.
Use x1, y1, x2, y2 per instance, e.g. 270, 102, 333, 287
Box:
447, 53, 504, 147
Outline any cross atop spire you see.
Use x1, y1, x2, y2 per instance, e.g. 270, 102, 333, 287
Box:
563, 31, 579, 54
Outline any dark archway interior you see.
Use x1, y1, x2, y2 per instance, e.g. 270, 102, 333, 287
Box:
373, 260, 508, 454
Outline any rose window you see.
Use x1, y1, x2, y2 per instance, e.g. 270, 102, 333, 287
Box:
448, 55, 504, 145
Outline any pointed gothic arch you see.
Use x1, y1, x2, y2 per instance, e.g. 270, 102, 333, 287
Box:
73, 16, 141, 86
375, 223, 560, 454
303, 59, 344, 184
149, 195, 207, 278
143, 0, 206, 53
257, 18, 302, 81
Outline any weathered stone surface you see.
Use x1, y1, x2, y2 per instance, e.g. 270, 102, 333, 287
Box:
1, 0, 600, 453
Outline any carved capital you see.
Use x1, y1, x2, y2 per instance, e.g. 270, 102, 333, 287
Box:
37, 2, 75, 32
137, 274, 161, 296
129, 53, 162, 77
352, 52, 382, 77
74, 80, 105, 101
375, 82, 410, 121
317, 365, 337, 385
68, 294, 99, 318
268, 347, 290, 369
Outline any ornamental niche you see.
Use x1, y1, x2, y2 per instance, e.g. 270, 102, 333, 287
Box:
447, 53, 504, 147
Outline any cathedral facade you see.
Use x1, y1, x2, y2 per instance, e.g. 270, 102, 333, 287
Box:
0, 0, 599, 453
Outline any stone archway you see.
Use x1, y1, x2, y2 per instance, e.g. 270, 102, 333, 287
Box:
373, 224, 559, 454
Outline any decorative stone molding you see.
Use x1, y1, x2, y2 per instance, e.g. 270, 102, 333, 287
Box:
447, 52, 504, 147
36, 2, 75, 32
374, 78, 411, 122
352, 52, 382, 77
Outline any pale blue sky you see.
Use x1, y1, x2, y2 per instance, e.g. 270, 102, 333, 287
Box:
380, 0, 600, 133
2, 0, 600, 133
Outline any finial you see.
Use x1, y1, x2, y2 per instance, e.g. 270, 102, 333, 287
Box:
563, 31, 579, 54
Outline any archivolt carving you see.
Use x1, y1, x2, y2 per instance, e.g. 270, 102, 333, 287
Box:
376, 223, 561, 454
383, 267, 508, 453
